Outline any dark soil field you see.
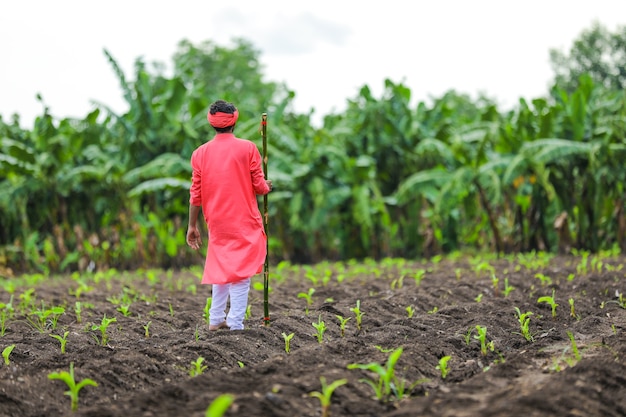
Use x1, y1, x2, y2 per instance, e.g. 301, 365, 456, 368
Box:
1, 253, 625, 417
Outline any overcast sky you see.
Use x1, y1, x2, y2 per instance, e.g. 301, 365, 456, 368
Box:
1, 0, 624, 127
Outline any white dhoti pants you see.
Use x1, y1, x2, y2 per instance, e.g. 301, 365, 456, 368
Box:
209, 278, 251, 330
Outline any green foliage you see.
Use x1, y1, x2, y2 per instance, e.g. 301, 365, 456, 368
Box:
309, 376, 348, 417
2, 24, 626, 275
48, 362, 98, 412
205, 394, 235, 417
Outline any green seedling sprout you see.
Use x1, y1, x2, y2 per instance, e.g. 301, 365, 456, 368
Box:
568, 298, 579, 319
534, 273, 552, 286
491, 274, 500, 296
143, 321, 152, 338
537, 289, 559, 318
309, 376, 348, 417
297, 288, 316, 316
244, 305, 252, 320
203, 297, 212, 324
413, 269, 426, 286
282, 332, 294, 353
436, 355, 451, 379
74, 301, 82, 324
348, 347, 424, 402
169, 303, 175, 317
350, 300, 365, 330
428, 306, 438, 314
27, 303, 65, 332
237, 361, 245, 368
205, 393, 235, 417
335, 315, 351, 337
503, 278, 515, 297
91, 314, 117, 346
48, 362, 98, 412
0, 300, 13, 336
312, 315, 327, 343
473, 325, 494, 356
50, 331, 70, 354
405, 306, 415, 318
463, 327, 473, 345
3, 344, 15, 365
189, 357, 208, 377
567, 331, 581, 361
513, 307, 534, 342
116, 304, 132, 317
475, 293, 483, 303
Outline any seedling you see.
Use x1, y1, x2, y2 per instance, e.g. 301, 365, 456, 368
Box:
3, 344, 15, 365
567, 331, 581, 361
436, 355, 451, 379
169, 303, 175, 317
91, 314, 117, 346
237, 361, 245, 368
568, 298, 579, 319
312, 315, 327, 343
203, 297, 212, 324
473, 325, 494, 356
348, 347, 425, 402
413, 269, 426, 286
143, 321, 152, 338
534, 273, 552, 286
27, 303, 65, 332
503, 278, 515, 297
491, 274, 500, 296
298, 288, 315, 316
50, 331, 70, 354
309, 376, 348, 417
350, 300, 365, 331
205, 394, 234, 417
428, 306, 438, 314
116, 304, 132, 317
189, 357, 208, 377
74, 301, 83, 324
463, 327, 473, 345
474, 293, 483, 303
405, 305, 415, 318
513, 307, 534, 342
244, 305, 252, 320
48, 362, 98, 412
335, 315, 351, 337
282, 332, 294, 353
537, 289, 559, 318
0, 300, 13, 336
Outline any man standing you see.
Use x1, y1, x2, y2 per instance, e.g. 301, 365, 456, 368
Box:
186, 100, 272, 330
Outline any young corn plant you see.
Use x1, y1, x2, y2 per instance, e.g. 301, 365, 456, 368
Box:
335, 315, 351, 337
27, 303, 65, 333
537, 289, 559, 318
405, 306, 415, 318
298, 288, 315, 316
74, 301, 83, 324
3, 344, 15, 365
513, 307, 534, 342
50, 331, 70, 354
91, 314, 117, 346
503, 278, 515, 297
189, 357, 208, 377
205, 394, 234, 417
203, 297, 212, 324
309, 376, 348, 417
348, 347, 425, 402
0, 300, 13, 336
48, 362, 98, 412
473, 325, 494, 356
312, 315, 327, 344
143, 321, 152, 338
436, 355, 451, 379
568, 298, 580, 320
282, 332, 294, 353
350, 300, 365, 331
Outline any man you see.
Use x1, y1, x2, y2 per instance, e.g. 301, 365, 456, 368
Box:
186, 100, 272, 330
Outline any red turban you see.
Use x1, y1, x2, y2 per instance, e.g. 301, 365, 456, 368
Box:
207, 110, 239, 128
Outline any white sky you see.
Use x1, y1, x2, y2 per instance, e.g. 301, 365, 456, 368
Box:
1, 0, 625, 127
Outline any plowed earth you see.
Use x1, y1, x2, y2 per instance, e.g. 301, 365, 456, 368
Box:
1, 254, 625, 417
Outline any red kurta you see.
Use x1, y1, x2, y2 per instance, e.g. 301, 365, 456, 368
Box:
189, 133, 270, 285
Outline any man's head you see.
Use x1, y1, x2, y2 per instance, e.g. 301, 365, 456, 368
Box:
208, 100, 238, 132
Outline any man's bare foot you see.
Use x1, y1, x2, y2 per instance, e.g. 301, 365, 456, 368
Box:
209, 321, 229, 331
